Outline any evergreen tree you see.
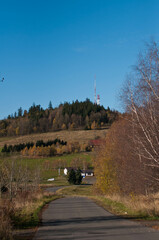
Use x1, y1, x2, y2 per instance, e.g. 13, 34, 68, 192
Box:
48, 101, 53, 110
67, 168, 83, 185
1, 144, 8, 153
76, 168, 83, 185
18, 107, 23, 117
14, 112, 17, 118
67, 169, 76, 184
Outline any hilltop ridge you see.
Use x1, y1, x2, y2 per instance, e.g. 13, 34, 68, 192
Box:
0, 99, 118, 137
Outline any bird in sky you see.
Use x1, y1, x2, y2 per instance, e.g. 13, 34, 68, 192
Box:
0, 77, 4, 82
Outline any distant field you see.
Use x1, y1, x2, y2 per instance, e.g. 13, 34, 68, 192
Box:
0, 129, 107, 184
0, 129, 108, 147
0, 152, 93, 184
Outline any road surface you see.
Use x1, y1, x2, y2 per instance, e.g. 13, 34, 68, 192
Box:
34, 196, 159, 240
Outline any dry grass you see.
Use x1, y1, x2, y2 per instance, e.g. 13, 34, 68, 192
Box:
0, 129, 108, 148
60, 185, 159, 219
0, 190, 60, 240
104, 192, 159, 218
12, 190, 58, 222
0, 200, 14, 240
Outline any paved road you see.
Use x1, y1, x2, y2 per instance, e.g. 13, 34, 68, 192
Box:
34, 196, 159, 240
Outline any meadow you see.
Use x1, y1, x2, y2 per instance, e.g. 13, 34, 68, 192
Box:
0, 129, 108, 148
0, 129, 103, 184
0, 152, 93, 184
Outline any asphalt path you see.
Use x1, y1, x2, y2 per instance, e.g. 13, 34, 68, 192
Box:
34, 196, 159, 240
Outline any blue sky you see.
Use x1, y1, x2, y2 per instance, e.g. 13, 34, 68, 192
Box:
0, 0, 159, 118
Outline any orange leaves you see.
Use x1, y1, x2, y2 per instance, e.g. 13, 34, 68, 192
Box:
21, 141, 92, 158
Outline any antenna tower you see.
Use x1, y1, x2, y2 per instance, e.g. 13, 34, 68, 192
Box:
97, 94, 100, 105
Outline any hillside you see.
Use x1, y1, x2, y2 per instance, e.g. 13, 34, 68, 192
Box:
0, 99, 118, 137
0, 129, 108, 148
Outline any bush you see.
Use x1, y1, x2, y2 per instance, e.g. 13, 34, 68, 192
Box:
75, 169, 83, 185
67, 169, 76, 184
67, 168, 83, 185
0, 201, 14, 240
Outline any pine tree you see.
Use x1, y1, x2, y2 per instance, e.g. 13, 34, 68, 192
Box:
48, 101, 53, 110
18, 107, 23, 117
67, 169, 76, 184
76, 168, 83, 185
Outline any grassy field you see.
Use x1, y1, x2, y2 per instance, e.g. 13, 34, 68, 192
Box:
0, 152, 94, 184
0, 129, 100, 184
0, 129, 108, 147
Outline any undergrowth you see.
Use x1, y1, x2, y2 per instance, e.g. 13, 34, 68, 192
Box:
0, 191, 61, 240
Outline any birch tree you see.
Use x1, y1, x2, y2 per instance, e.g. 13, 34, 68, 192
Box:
122, 41, 159, 187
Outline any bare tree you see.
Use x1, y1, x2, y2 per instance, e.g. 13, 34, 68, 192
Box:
121, 41, 159, 190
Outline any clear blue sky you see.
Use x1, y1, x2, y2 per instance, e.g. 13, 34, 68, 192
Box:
0, 0, 159, 118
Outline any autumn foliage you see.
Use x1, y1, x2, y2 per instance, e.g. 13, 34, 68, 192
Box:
0, 100, 118, 137
94, 41, 159, 196
21, 142, 93, 157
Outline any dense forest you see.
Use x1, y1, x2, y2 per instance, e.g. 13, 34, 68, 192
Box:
0, 99, 118, 137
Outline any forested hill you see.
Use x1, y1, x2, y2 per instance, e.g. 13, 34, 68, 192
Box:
0, 99, 119, 137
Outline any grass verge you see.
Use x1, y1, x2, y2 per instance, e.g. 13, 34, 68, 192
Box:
12, 193, 61, 229
57, 185, 159, 221
56, 184, 93, 196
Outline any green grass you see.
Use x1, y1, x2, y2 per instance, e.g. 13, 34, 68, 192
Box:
93, 196, 133, 216
41, 175, 69, 186
57, 184, 93, 196
97, 197, 159, 220
0, 152, 93, 184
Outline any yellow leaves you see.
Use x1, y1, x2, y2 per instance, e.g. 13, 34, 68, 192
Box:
21, 141, 92, 157
16, 127, 19, 136
22, 145, 57, 157
69, 122, 75, 130
93, 129, 118, 194
91, 121, 96, 130
33, 127, 37, 133
53, 118, 56, 125
56, 146, 63, 155
62, 123, 66, 130
21, 146, 28, 156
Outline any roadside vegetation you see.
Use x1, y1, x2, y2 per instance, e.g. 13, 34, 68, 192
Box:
57, 184, 159, 221
93, 41, 159, 222
0, 189, 60, 240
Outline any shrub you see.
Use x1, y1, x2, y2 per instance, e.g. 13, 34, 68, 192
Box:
67, 169, 76, 184
0, 201, 14, 240
67, 168, 83, 185
76, 169, 83, 185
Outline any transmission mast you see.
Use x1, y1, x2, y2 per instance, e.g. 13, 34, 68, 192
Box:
94, 75, 100, 105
